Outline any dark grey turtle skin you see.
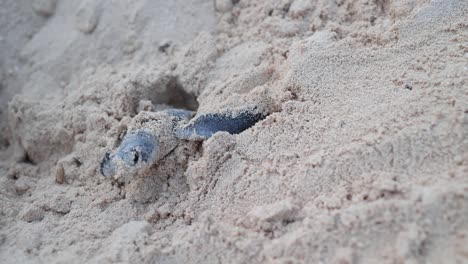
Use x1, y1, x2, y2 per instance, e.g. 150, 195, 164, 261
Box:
100, 131, 158, 177
114, 131, 158, 165
100, 108, 267, 177
174, 110, 266, 141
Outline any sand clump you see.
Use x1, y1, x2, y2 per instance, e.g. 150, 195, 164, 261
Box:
0, 0, 467, 263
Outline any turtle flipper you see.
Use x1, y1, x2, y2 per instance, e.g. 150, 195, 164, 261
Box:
175, 109, 267, 141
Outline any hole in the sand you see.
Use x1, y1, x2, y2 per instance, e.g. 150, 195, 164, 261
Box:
73, 158, 82, 167
165, 78, 199, 111
148, 77, 199, 112
282, 3, 291, 14
0, 138, 10, 150
9, 172, 18, 180
158, 42, 171, 53
21, 152, 35, 165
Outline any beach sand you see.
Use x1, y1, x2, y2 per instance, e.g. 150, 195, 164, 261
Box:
0, 0, 467, 263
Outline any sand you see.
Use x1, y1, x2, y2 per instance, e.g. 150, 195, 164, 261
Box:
0, 0, 467, 263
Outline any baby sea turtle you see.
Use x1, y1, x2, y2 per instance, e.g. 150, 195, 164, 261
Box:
101, 107, 267, 177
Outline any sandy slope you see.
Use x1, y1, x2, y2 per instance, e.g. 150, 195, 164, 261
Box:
0, 0, 467, 263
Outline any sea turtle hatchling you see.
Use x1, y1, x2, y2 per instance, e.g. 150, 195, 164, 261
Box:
100, 107, 267, 178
